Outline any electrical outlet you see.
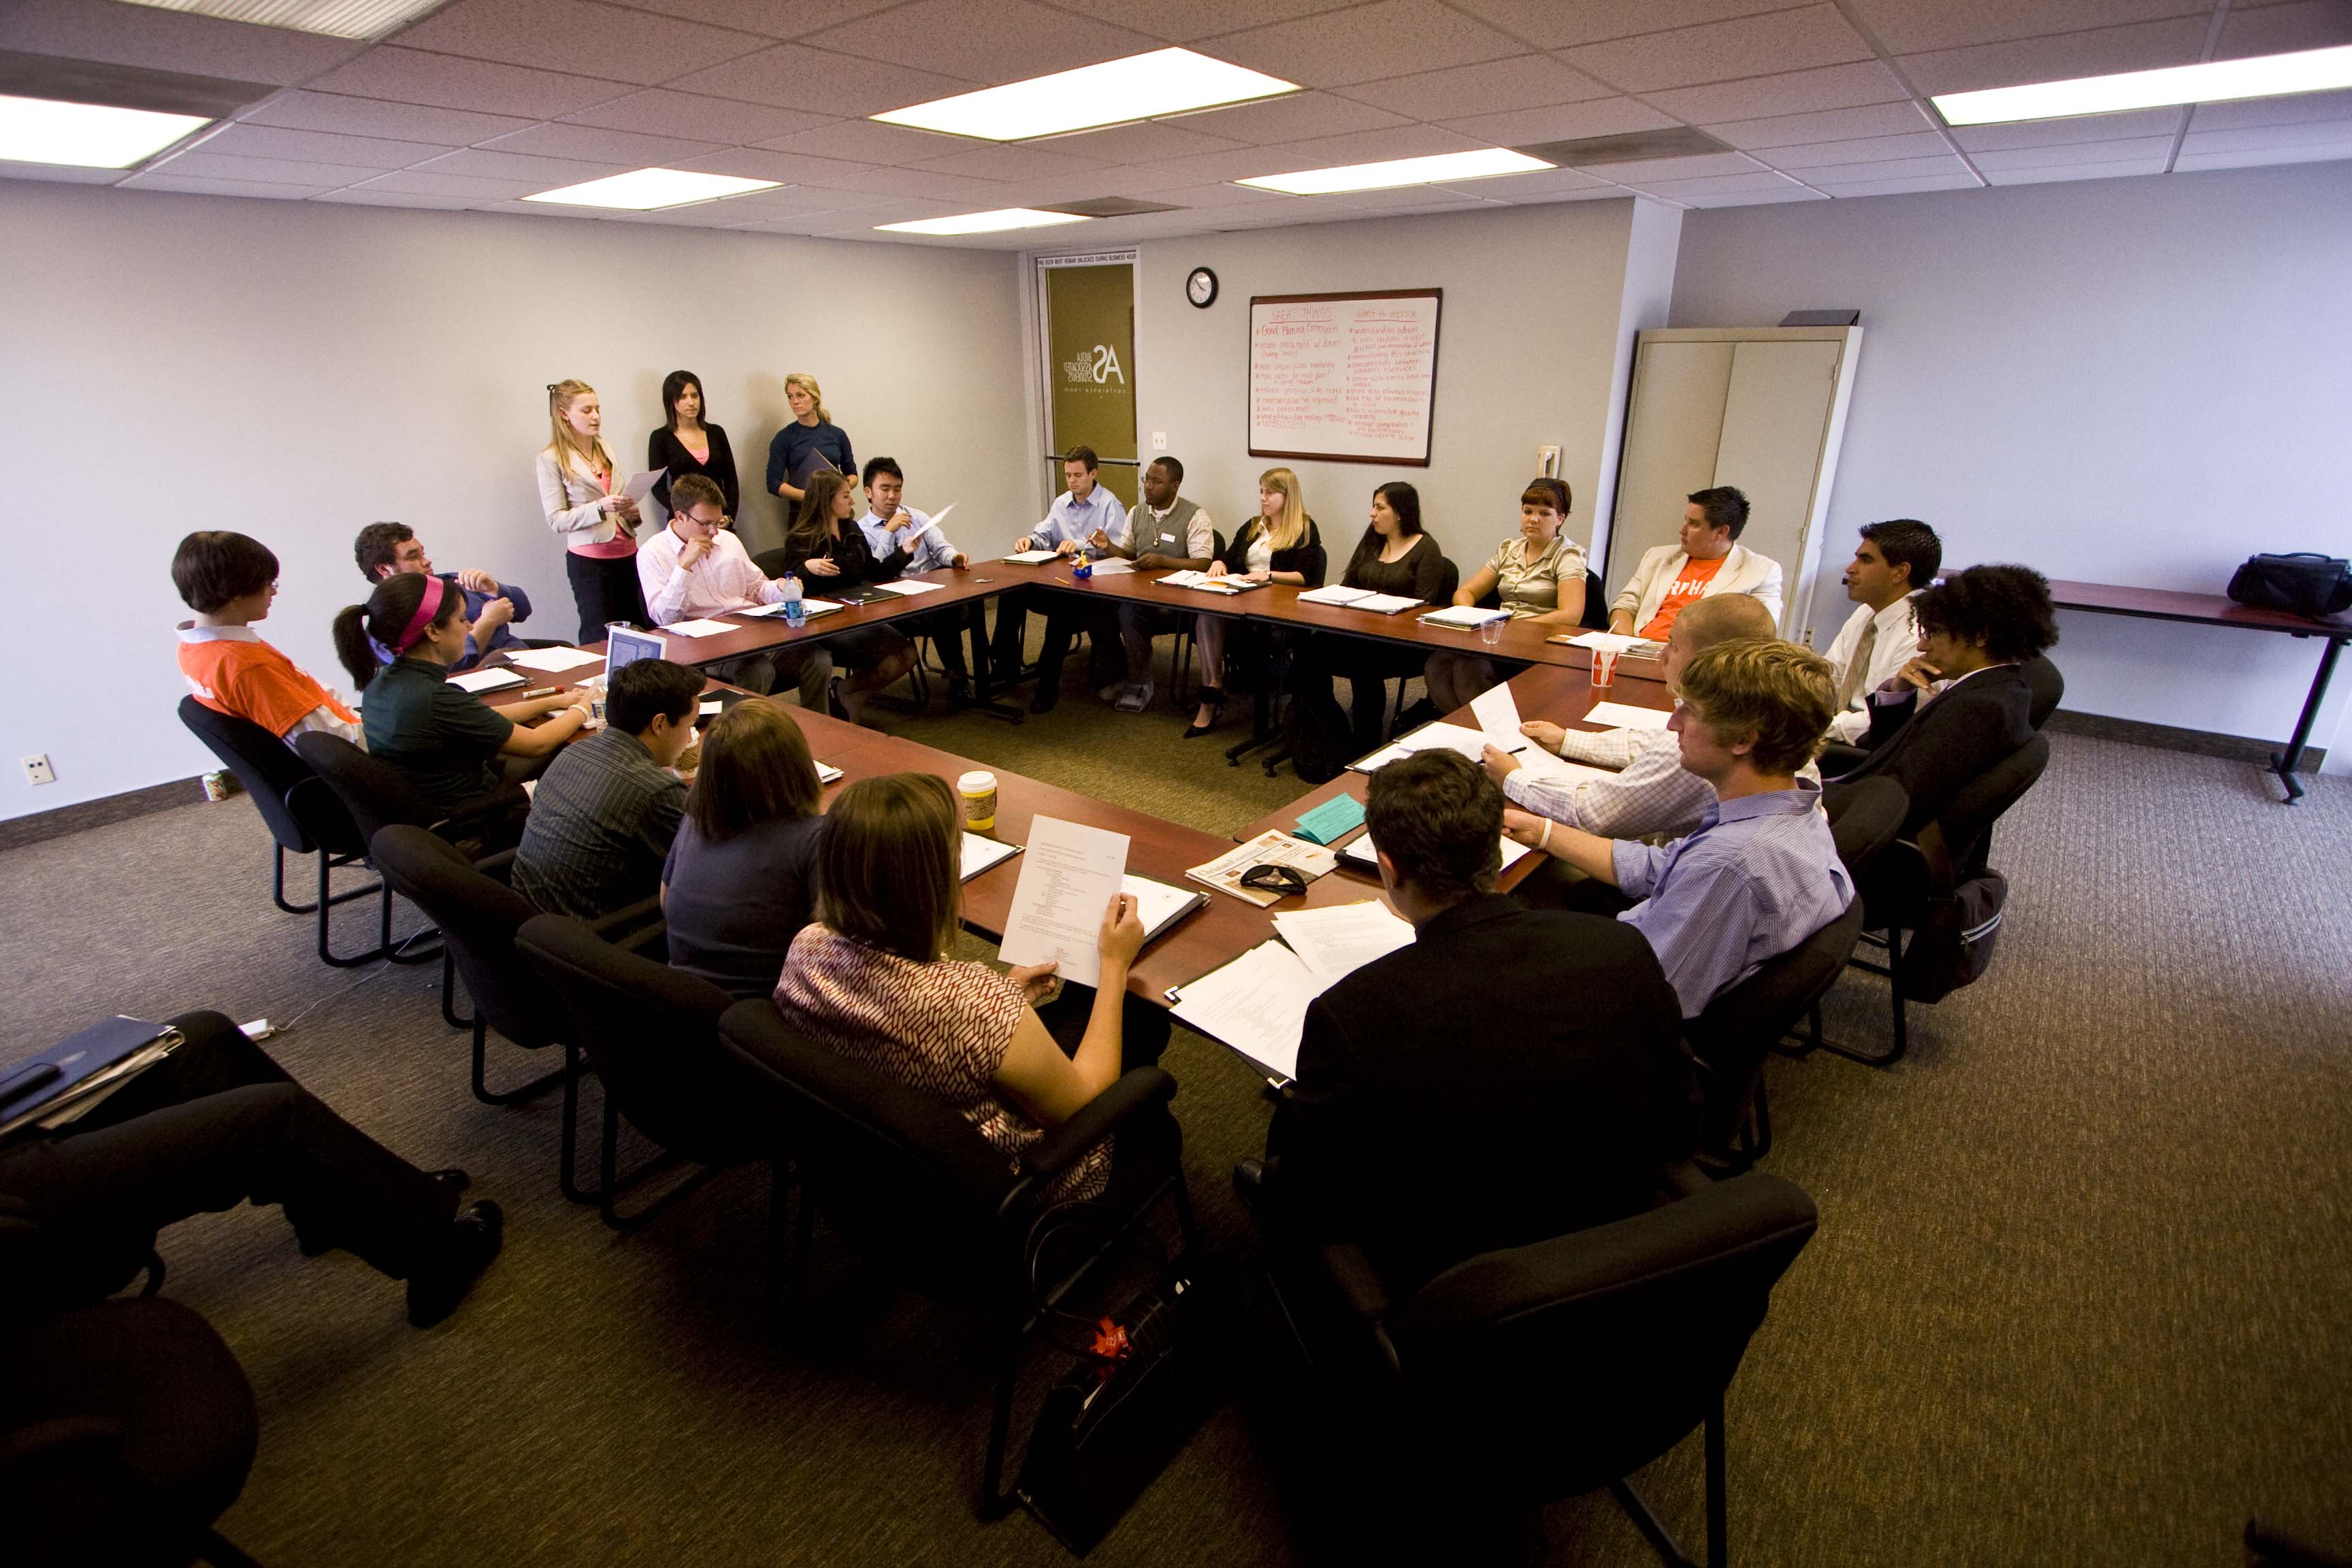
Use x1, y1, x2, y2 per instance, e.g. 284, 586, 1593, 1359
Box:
21, 755, 54, 786
1151, 431, 1168, 452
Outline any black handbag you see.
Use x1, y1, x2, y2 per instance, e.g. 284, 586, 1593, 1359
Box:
2227, 553, 2352, 618
1899, 870, 2007, 1004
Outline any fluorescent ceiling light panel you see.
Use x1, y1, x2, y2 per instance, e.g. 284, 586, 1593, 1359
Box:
1237, 148, 1552, 195
0, 93, 209, 168
118, 0, 448, 41
873, 48, 1296, 142
525, 169, 780, 210
1934, 44, 2352, 125
876, 208, 1093, 235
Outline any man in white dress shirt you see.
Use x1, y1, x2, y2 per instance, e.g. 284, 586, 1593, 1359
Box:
635, 473, 829, 708
858, 456, 977, 707
993, 446, 1132, 713
1823, 519, 1940, 743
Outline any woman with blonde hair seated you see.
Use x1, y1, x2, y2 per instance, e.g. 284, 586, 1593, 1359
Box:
1186, 466, 1326, 738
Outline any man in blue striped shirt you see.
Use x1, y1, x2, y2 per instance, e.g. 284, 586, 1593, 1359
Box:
1505, 638, 1852, 1017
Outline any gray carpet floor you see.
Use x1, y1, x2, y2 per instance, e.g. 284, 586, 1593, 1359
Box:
5, 673, 2349, 1566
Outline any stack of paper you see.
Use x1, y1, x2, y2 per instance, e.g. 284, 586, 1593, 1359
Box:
1002, 549, 1060, 564
1271, 900, 1416, 987
1354, 593, 1425, 615
1340, 828, 1535, 877
1419, 605, 1511, 629
960, 833, 1022, 883
872, 579, 945, 597
662, 619, 738, 638
1086, 559, 1134, 576
1157, 570, 1254, 594
1554, 630, 1656, 653
1186, 830, 1338, 906
448, 668, 525, 693
1168, 941, 1323, 1079
1585, 700, 1674, 731
1296, 585, 1374, 607
504, 645, 603, 674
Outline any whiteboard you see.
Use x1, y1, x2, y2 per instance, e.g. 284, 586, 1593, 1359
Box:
1249, 290, 1441, 466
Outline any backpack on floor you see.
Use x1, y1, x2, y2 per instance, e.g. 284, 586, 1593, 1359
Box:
1899, 869, 2008, 1003
1282, 691, 1353, 785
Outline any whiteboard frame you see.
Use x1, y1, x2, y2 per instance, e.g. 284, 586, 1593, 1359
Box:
1247, 288, 1443, 468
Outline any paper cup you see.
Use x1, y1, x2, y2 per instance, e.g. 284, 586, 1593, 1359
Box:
1478, 615, 1505, 647
1590, 647, 1620, 687
958, 770, 998, 832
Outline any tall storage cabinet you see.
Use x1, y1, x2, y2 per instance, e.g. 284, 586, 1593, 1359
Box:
1604, 325, 1863, 644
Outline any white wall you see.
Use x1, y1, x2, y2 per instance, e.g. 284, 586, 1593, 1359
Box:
1119, 199, 1678, 586
1669, 161, 2352, 769
0, 181, 1030, 820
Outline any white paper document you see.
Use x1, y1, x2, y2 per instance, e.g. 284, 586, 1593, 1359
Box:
503, 645, 603, 673
662, 619, 739, 638
1420, 605, 1510, 629
1158, 570, 1249, 594
699, 699, 723, 716
872, 579, 945, 596
1169, 941, 1324, 1079
1003, 549, 1060, 564
623, 468, 666, 502
960, 832, 1022, 883
1187, 830, 1339, 907
1560, 631, 1654, 653
447, 668, 525, 693
1273, 900, 1416, 989
998, 817, 1129, 978
1355, 593, 1424, 615
1296, 585, 1373, 607
1585, 700, 1674, 731
1391, 720, 1518, 762
1086, 559, 1134, 576
1469, 682, 1524, 751
1342, 829, 1533, 877
1123, 874, 1201, 944
816, 762, 844, 784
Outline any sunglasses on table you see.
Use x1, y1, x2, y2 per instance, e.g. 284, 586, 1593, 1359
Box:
1240, 864, 1309, 898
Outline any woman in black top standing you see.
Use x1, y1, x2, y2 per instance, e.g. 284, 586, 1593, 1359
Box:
1306, 481, 1447, 753
648, 370, 738, 519
785, 471, 913, 728
766, 373, 856, 509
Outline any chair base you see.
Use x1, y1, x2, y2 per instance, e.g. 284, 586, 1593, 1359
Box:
1806, 928, 1910, 1068
198, 1529, 265, 1568
1603, 1397, 1729, 1568
469, 1017, 568, 1108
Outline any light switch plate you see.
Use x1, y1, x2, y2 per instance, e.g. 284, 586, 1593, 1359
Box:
1151, 432, 1168, 451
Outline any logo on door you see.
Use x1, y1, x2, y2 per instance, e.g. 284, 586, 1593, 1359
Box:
1062, 344, 1125, 385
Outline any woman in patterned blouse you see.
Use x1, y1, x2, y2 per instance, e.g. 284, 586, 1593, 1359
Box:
771, 773, 1158, 1200
1424, 477, 1590, 711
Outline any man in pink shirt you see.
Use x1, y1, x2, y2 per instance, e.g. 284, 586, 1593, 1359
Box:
636, 474, 828, 709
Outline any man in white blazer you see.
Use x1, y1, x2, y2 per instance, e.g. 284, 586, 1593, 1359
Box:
1609, 487, 1784, 640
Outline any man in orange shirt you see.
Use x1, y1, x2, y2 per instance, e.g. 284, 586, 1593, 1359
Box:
1608, 487, 1784, 640
174, 531, 361, 747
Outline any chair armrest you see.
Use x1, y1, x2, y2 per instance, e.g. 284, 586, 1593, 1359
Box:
612, 917, 668, 957
472, 847, 519, 881
0, 1415, 124, 1476
589, 894, 664, 943
1315, 1241, 1403, 1377
1657, 1160, 1712, 1200
1004, 1066, 1175, 1205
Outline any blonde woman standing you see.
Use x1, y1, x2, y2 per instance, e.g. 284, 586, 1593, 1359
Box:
764, 372, 856, 507
1185, 467, 1326, 738
536, 378, 648, 641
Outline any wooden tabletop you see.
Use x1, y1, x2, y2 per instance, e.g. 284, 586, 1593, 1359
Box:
2046, 578, 2352, 638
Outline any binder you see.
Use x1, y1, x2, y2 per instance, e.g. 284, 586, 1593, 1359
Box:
0, 1017, 181, 1141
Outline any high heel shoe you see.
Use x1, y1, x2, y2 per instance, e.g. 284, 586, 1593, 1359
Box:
1182, 687, 1226, 738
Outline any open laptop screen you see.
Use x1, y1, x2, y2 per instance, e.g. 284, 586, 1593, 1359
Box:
604, 624, 664, 676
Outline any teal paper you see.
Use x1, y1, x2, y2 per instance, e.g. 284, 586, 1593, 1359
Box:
1294, 794, 1367, 845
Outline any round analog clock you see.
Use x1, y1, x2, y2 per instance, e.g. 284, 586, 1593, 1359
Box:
1186, 266, 1218, 308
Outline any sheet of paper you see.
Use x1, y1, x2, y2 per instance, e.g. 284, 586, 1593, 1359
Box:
662, 618, 738, 638
1294, 792, 1367, 845
1296, 585, 1373, 606
1273, 900, 1416, 989
1585, 700, 1674, 731
1394, 721, 1510, 762
1003, 549, 1060, 564
959, 832, 1021, 883
623, 468, 666, 502
1087, 559, 1134, 576
816, 762, 845, 784
1158, 570, 1208, 587
1342, 830, 1532, 876
1355, 593, 1423, 615
1123, 874, 1200, 944
447, 668, 525, 693
1169, 941, 1324, 1080
1186, 830, 1339, 907
1469, 681, 1524, 751
503, 645, 602, 673
998, 817, 1128, 977
1350, 742, 1410, 774
699, 698, 723, 716
1421, 605, 1509, 628
1559, 630, 1651, 653
872, 579, 945, 596
928, 502, 957, 528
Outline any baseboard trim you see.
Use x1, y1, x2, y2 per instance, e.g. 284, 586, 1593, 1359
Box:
2044, 708, 2325, 769
0, 777, 209, 852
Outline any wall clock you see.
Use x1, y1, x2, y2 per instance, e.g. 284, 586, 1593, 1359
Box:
1186, 266, 1218, 308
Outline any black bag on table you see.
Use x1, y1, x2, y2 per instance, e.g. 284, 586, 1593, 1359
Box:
2227, 553, 2352, 619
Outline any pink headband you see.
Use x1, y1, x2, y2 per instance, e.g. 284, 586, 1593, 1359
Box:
392, 574, 447, 653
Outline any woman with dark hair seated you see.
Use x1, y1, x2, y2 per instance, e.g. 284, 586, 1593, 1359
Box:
785, 472, 917, 728
663, 699, 830, 998
771, 772, 1168, 1200
1300, 480, 1448, 753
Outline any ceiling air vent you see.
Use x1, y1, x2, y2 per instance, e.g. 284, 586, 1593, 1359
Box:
1514, 128, 1733, 167
0, 50, 276, 118
1039, 196, 1190, 217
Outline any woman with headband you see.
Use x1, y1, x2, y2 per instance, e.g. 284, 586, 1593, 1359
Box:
334, 572, 592, 815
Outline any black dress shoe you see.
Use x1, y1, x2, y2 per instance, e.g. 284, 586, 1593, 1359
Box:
407, 1200, 504, 1328
945, 679, 972, 710
1182, 686, 1226, 738
1029, 686, 1060, 715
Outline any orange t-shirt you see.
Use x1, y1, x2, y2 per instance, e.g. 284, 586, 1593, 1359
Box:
178, 627, 357, 738
1638, 554, 1727, 640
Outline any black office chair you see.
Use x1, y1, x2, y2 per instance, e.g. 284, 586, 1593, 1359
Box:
1686, 899, 1866, 1171
1384, 556, 1463, 740
177, 698, 384, 968
1581, 567, 1610, 630
1271, 1170, 1818, 1568
515, 914, 789, 1231
2022, 654, 2065, 730
751, 546, 793, 579
715, 998, 1196, 1518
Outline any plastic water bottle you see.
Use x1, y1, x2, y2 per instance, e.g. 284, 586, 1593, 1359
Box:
782, 572, 805, 627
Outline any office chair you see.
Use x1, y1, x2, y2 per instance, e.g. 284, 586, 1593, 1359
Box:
176, 699, 384, 968
1686, 898, 1867, 1171
2022, 655, 2065, 730
716, 999, 1196, 1519
1382, 556, 1462, 740
1581, 567, 1610, 630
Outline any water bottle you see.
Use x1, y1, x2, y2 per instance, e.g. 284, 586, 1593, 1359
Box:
782, 572, 805, 628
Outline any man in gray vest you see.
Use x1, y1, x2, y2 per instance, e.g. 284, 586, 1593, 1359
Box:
1107, 455, 1217, 711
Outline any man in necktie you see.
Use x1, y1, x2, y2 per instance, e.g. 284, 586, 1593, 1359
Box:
1823, 519, 1940, 744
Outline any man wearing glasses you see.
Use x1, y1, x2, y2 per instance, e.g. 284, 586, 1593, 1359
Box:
635, 472, 829, 706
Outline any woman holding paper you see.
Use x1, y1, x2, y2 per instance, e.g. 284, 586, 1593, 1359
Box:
783, 472, 914, 727
536, 378, 650, 642
771, 773, 1170, 1203
1305, 482, 1448, 753
1185, 468, 1326, 738
1424, 478, 1588, 712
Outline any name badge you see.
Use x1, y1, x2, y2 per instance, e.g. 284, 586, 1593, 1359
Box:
1160, 532, 1176, 544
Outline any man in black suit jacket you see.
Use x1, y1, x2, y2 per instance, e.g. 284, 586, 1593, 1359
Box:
1258, 750, 1695, 1292
1831, 564, 2058, 836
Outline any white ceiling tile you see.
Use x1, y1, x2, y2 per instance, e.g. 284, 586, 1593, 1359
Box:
562, 88, 830, 142
1428, 165, 1618, 198
1446, 0, 1816, 51
1168, 91, 1410, 144
0, 0, 359, 86
1501, 183, 1643, 204
1895, 18, 2208, 97
911, 142, 1113, 180
600, 199, 778, 223
1040, 0, 1348, 44
304, 47, 619, 119
725, 212, 854, 231
1205, 0, 1524, 89
0, 164, 122, 184
802, 0, 1160, 86
1981, 156, 2169, 182
2188, 89, 2352, 133
1970, 134, 2176, 167
1129, 122, 1465, 183
1820, 172, 1984, 195
2180, 120, 2352, 154
199, 123, 448, 167
668, 42, 980, 114
1435, 97, 1680, 145
2215, 0, 2352, 60
118, 174, 327, 198
1796, 152, 1974, 181
1641, 60, 1908, 122
1676, 184, 1830, 206
1842, 0, 2209, 56
1030, 118, 1247, 163
1624, 169, 1812, 196
1315, 186, 1499, 210
395, 0, 768, 84
483, 122, 726, 165
1328, 54, 1616, 120
800, 164, 1012, 197
674, 147, 889, 183
1558, 5, 1875, 94
1949, 107, 2185, 149
354, 169, 547, 197
240, 92, 536, 146
1580, 150, 1765, 180
2174, 142, 2352, 170
1704, 101, 1936, 148
587, 0, 903, 40
702, 184, 844, 215
1759, 130, 1956, 165
749, 118, 970, 161
416, 147, 631, 183
146, 150, 385, 186
312, 188, 488, 208
1126, 180, 1302, 207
